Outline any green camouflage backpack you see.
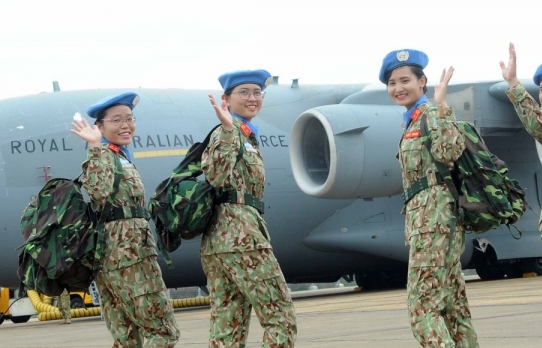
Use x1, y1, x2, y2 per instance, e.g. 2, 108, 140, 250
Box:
420, 114, 527, 235
17, 156, 121, 297
149, 125, 243, 258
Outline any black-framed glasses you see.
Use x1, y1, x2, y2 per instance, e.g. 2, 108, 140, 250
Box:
102, 117, 136, 125
231, 90, 266, 100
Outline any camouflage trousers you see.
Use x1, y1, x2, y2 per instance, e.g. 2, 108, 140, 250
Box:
58, 288, 71, 323
95, 256, 181, 348
201, 248, 297, 348
407, 229, 478, 348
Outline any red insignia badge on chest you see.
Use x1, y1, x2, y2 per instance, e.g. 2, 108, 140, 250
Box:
411, 108, 422, 122
404, 130, 421, 139
240, 123, 252, 137
108, 143, 120, 153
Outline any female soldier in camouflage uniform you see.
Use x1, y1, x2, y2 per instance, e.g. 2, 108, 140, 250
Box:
200, 70, 297, 348
380, 49, 479, 347
500, 43, 542, 236
70, 93, 180, 348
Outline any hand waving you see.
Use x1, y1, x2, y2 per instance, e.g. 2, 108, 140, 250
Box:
70, 118, 102, 145
208, 94, 233, 131
434, 66, 454, 107
499, 43, 521, 87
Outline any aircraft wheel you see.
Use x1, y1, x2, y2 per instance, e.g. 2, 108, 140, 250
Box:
0, 314, 5, 325
521, 257, 542, 275
386, 270, 407, 289
354, 273, 379, 291
355, 272, 406, 291
10, 315, 31, 324
474, 246, 505, 280
503, 264, 523, 279
533, 257, 542, 275
70, 296, 85, 309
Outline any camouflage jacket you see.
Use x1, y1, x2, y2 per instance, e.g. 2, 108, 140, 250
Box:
200, 119, 272, 255
398, 102, 465, 244
506, 83, 542, 231
82, 145, 157, 270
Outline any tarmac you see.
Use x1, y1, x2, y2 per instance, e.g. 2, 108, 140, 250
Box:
0, 275, 541, 347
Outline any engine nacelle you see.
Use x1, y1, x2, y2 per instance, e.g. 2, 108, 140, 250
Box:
289, 104, 405, 199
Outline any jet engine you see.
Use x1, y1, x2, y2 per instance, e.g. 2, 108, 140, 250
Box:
289, 104, 406, 199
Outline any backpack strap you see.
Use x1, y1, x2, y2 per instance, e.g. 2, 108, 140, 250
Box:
106, 206, 150, 222
216, 126, 263, 211
419, 113, 461, 202
419, 112, 460, 268
91, 153, 123, 276
403, 172, 445, 204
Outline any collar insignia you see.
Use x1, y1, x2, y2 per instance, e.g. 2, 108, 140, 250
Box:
240, 122, 252, 137
108, 144, 120, 153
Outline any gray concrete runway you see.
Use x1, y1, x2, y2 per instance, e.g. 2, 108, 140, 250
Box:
0, 276, 540, 347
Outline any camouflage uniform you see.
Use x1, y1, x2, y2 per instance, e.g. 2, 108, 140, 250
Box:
82, 145, 180, 348
398, 102, 478, 348
200, 119, 297, 348
506, 83, 542, 233
58, 288, 71, 324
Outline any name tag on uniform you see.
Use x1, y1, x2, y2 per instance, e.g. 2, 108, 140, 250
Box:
244, 142, 257, 153
404, 130, 421, 139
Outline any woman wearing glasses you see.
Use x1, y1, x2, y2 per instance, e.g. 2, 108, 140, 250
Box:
200, 70, 297, 347
71, 92, 180, 348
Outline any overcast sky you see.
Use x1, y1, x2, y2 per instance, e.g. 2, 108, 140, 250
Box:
0, 0, 540, 100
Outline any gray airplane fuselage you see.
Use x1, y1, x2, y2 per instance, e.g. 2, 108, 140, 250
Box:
1, 81, 541, 290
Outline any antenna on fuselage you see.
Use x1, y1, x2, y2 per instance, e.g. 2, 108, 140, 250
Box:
52, 81, 61, 92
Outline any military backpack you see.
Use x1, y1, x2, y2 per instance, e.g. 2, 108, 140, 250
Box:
17, 155, 122, 297
148, 125, 244, 259
420, 114, 527, 235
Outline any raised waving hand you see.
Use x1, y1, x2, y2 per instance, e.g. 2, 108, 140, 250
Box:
499, 43, 521, 87
434, 66, 454, 107
208, 94, 233, 132
71, 118, 102, 147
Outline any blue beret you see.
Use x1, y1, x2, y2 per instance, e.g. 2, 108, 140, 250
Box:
533, 64, 542, 86
379, 49, 429, 84
218, 69, 272, 92
86, 92, 140, 119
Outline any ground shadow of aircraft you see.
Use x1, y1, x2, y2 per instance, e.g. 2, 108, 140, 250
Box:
0, 78, 541, 292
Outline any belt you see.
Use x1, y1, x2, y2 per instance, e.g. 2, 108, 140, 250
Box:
403, 172, 445, 204
106, 206, 150, 222
216, 191, 265, 214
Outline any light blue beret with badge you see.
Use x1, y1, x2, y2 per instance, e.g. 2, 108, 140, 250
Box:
379, 49, 429, 84
219, 69, 273, 91
533, 64, 542, 86
86, 92, 140, 119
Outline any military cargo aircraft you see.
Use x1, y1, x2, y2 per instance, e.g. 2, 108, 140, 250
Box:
1, 78, 541, 293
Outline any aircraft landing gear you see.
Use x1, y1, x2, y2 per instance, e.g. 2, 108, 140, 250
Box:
474, 239, 542, 279
10, 315, 31, 324
354, 271, 407, 291
474, 244, 505, 280
521, 257, 542, 275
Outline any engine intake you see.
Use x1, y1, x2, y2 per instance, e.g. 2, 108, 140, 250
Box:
289, 104, 405, 199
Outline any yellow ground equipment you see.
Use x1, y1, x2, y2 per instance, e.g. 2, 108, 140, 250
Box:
0, 287, 34, 325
